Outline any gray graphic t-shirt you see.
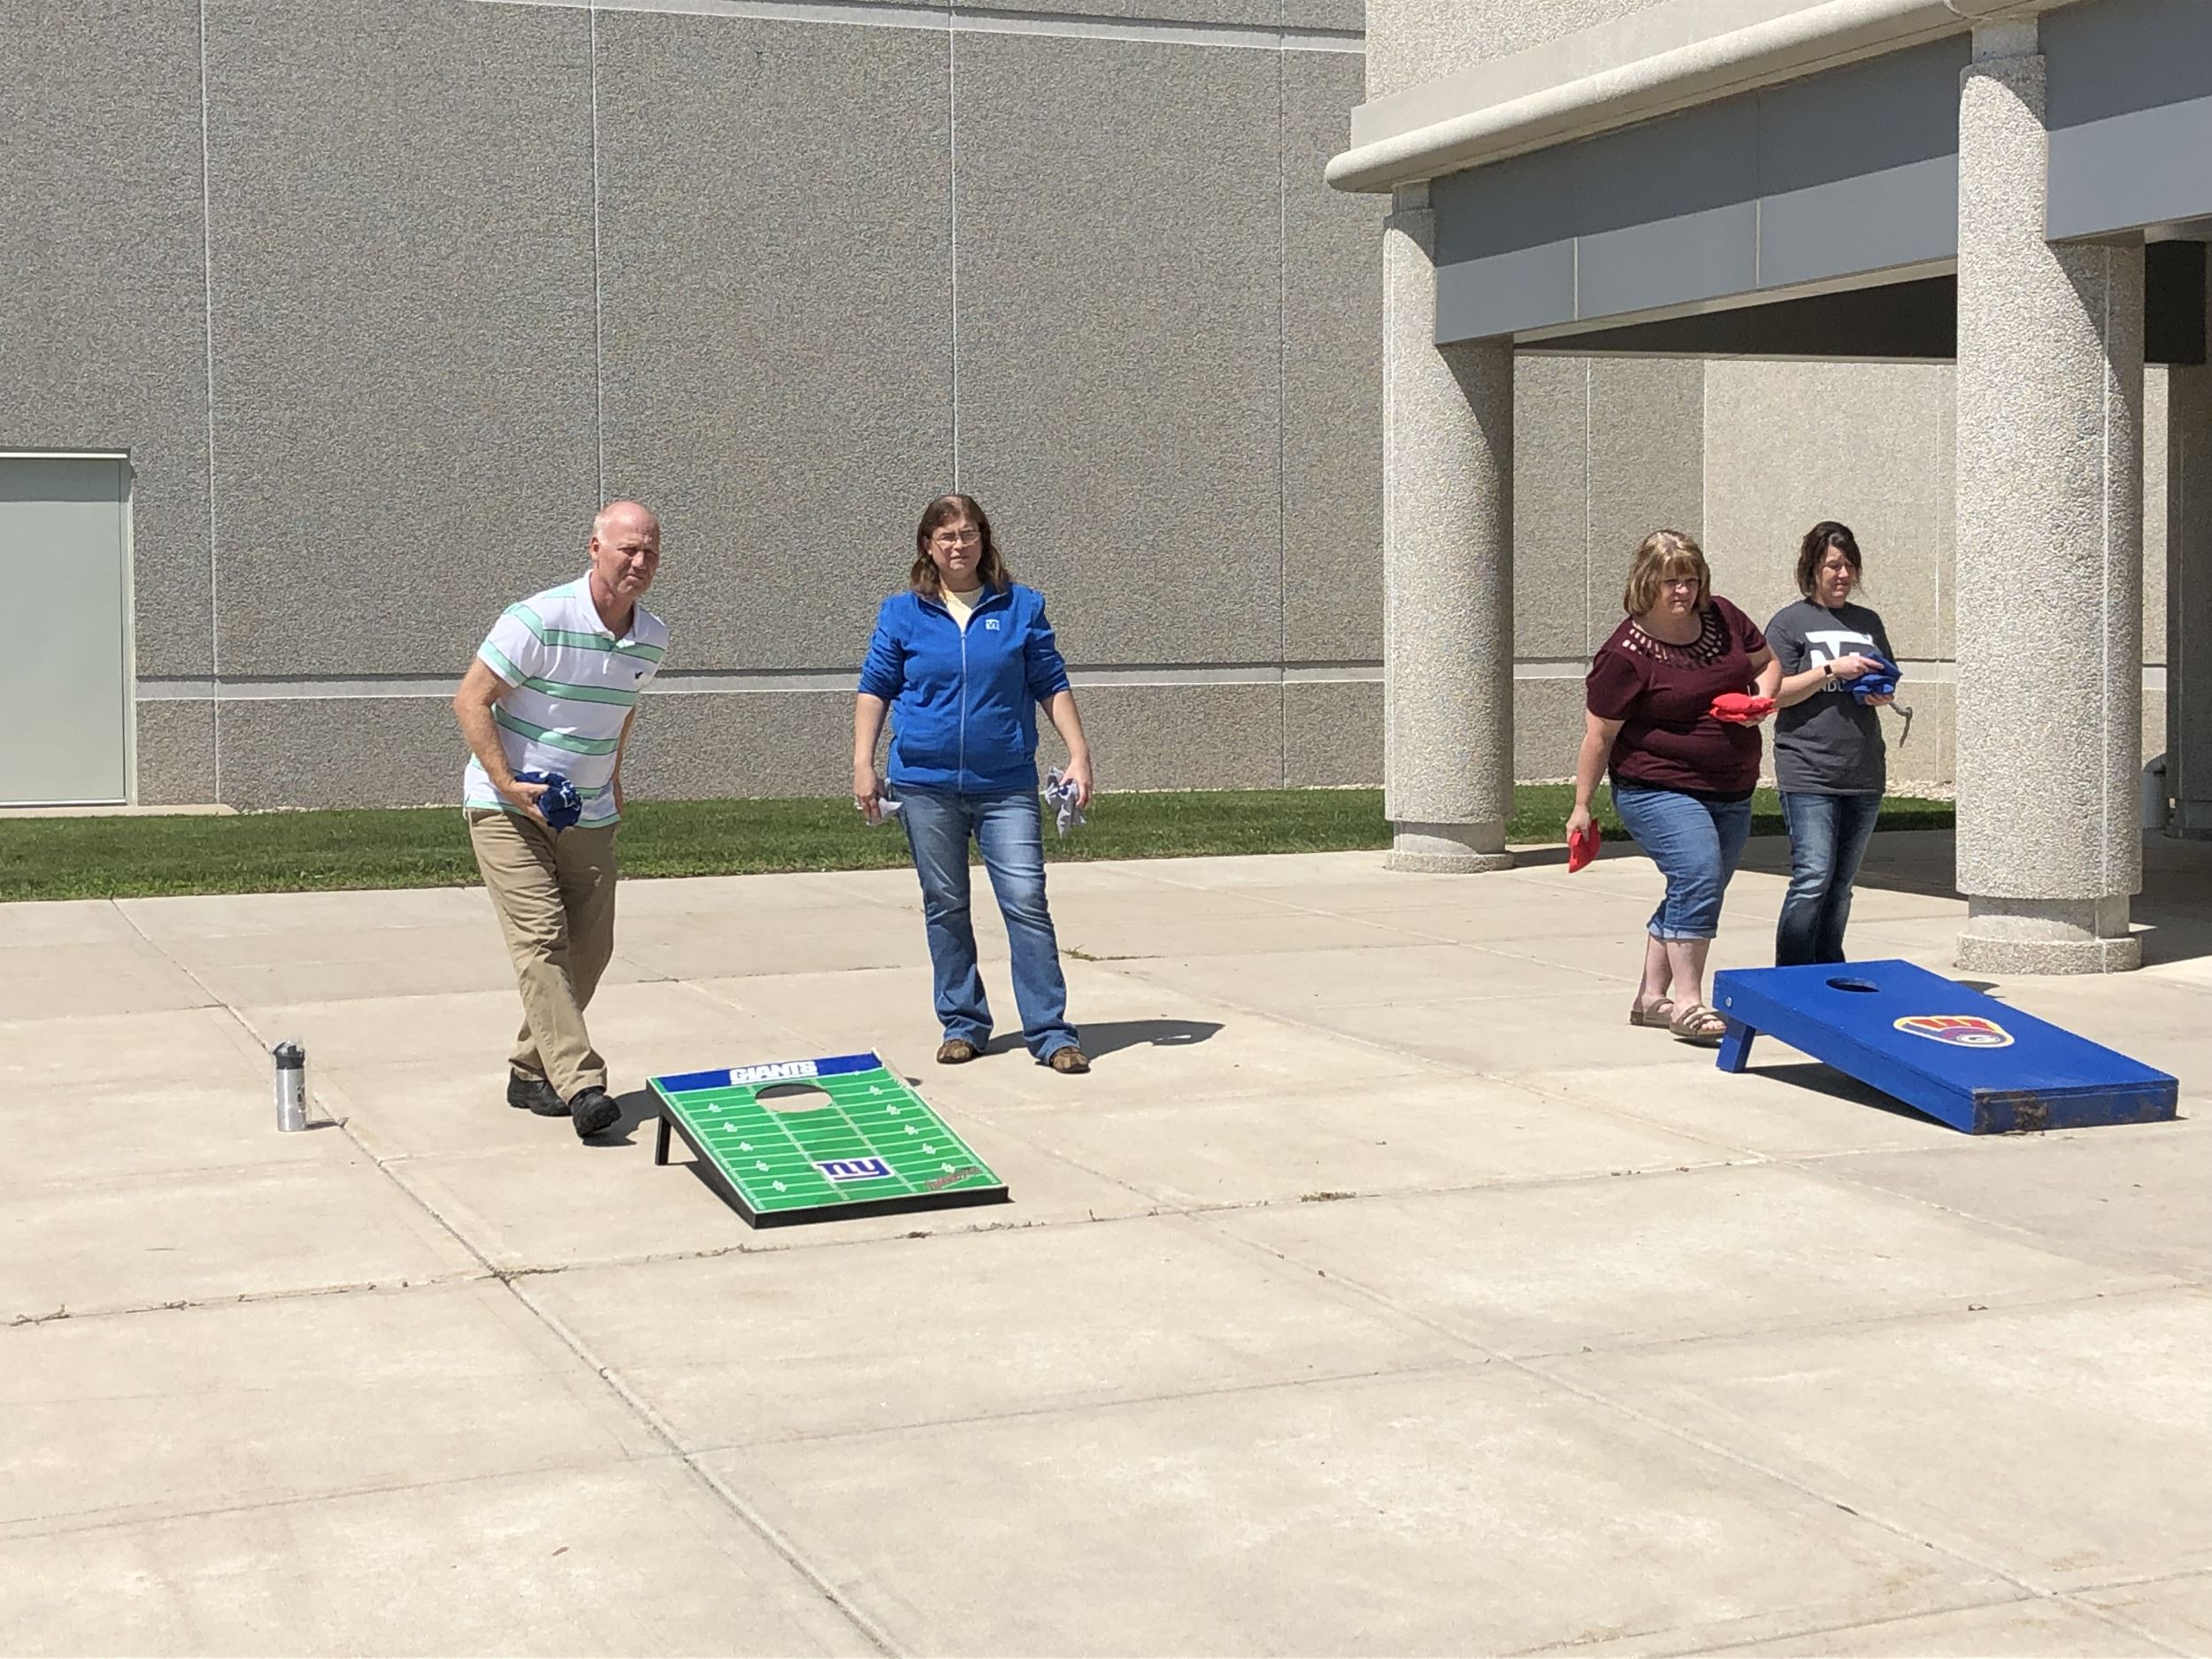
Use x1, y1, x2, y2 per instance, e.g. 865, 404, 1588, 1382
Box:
1766, 599, 1894, 795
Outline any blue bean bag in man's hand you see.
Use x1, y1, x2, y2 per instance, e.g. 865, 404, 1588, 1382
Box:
1850, 657, 1903, 703
514, 770, 583, 830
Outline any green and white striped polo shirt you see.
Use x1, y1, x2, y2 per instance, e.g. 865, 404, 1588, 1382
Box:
462, 577, 669, 827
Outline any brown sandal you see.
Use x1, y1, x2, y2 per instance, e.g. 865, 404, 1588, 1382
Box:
1629, 996, 1677, 1029
1669, 1002, 1728, 1046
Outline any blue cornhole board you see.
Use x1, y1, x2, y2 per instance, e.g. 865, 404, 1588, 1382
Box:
1711, 958, 2177, 1133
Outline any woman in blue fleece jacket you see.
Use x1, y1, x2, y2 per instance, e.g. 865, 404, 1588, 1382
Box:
854, 494, 1096, 1073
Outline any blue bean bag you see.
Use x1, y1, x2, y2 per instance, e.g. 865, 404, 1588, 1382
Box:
515, 770, 583, 830
1851, 657, 1902, 703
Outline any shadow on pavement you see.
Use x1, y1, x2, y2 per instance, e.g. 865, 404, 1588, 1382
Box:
977, 1018, 1224, 1061
1740, 1060, 1949, 1125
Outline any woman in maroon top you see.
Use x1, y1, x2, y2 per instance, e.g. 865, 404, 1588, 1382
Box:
1567, 530, 1780, 1043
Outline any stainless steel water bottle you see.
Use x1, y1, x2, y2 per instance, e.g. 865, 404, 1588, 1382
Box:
273, 1041, 308, 1133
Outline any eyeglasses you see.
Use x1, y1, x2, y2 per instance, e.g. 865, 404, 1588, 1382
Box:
933, 529, 979, 546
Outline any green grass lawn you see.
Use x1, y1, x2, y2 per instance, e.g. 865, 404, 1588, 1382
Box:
0, 785, 1955, 902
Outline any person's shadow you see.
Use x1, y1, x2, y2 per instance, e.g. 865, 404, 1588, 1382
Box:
983, 1018, 1222, 1060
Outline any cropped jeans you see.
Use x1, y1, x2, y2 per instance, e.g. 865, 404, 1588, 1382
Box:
1610, 782, 1754, 941
898, 786, 1079, 1062
1775, 790, 1883, 965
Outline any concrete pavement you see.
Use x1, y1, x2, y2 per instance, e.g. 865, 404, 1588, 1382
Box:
4, 832, 2211, 1655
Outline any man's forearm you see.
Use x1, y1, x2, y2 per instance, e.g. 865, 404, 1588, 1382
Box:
456, 697, 517, 792
612, 708, 637, 816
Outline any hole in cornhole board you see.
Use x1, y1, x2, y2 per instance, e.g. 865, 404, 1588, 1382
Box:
1826, 977, 1880, 994
757, 1082, 837, 1112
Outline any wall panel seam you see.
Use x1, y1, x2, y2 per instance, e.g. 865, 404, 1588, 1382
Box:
590, 2, 608, 503
196, 0, 222, 797
481, 0, 1363, 52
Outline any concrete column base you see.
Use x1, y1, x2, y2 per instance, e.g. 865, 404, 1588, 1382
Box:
1955, 895, 2141, 974
1386, 822, 1515, 873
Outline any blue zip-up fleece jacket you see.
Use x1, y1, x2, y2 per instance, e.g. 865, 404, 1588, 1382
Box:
857, 583, 1073, 793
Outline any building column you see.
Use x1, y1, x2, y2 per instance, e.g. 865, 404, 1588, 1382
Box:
1381, 182, 1515, 872
1954, 22, 2147, 972
2165, 265, 2212, 835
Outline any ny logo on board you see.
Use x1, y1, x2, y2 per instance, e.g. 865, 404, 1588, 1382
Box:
817, 1156, 893, 1182
1894, 1015, 2014, 1048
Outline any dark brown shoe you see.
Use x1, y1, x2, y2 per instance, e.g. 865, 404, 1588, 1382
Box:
1047, 1047, 1090, 1074
936, 1039, 980, 1064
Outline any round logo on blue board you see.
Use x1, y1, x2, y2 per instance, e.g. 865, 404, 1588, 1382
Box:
1894, 1015, 2014, 1048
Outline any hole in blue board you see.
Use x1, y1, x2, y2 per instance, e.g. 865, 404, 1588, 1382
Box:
757, 1081, 835, 1112
1826, 977, 1880, 994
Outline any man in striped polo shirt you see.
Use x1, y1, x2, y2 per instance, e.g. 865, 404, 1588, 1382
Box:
453, 500, 669, 1138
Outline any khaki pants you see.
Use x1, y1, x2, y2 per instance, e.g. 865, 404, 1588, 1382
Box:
468, 810, 618, 1099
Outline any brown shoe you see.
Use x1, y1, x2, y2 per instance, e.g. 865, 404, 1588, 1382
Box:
936, 1039, 980, 1064
1048, 1047, 1090, 1074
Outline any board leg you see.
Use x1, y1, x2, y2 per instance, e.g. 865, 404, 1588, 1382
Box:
654, 1113, 671, 1166
1716, 1020, 1755, 1074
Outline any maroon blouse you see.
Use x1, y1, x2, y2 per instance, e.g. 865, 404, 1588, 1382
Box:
1586, 595, 1770, 799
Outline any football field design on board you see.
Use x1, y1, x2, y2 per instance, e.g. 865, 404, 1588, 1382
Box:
649, 1052, 1010, 1227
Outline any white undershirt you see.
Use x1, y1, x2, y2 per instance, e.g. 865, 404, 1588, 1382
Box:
942, 583, 985, 630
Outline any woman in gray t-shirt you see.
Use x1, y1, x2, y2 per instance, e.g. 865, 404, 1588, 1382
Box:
1766, 522, 1898, 965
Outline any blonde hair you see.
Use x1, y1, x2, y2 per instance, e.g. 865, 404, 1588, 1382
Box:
1622, 529, 1711, 617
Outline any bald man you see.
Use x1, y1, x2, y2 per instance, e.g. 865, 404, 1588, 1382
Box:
454, 502, 669, 1138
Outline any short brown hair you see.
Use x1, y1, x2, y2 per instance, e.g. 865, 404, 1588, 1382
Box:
1622, 529, 1711, 616
1795, 520, 1863, 597
910, 493, 1011, 596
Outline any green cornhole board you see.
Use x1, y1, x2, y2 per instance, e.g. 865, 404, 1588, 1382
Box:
648, 1051, 1010, 1228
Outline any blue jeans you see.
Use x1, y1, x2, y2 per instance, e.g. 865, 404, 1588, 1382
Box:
898, 787, 1079, 1062
1610, 783, 1754, 941
1776, 790, 1883, 965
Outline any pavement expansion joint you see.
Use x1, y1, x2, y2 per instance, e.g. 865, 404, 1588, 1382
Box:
4, 1271, 493, 1329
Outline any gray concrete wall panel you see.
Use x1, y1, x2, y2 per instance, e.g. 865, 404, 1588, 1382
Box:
1701, 359, 1951, 663
953, 33, 1284, 667
959, 0, 1283, 23
202, 0, 598, 678
1366, 0, 1670, 103
1511, 357, 1592, 660
214, 698, 463, 811
1037, 685, 1287, 790
1582, 358, 1704, 653
1285, 681, 1383, 787
624, 691, 856, 801
595, 10, 953, 674
1513, 676, 1586, 785
1285, 0, 1366, 32
4, 0, 212, 678
134, 702, 217, 808
1283, 49, 1386, 665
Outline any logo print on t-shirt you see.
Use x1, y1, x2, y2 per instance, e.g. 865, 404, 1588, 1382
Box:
1806, 627, 1878, 690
